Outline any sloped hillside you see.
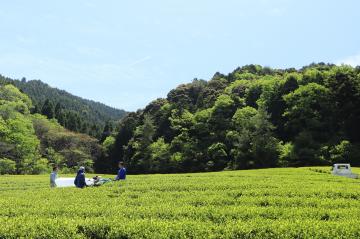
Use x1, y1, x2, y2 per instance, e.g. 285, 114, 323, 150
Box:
0, 75, 127, 138
0, 84, 102, 174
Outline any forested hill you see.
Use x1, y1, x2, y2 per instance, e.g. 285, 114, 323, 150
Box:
97, 63, 360, 174
0, 75, 127, 138
2, 63, 360, 175
0, 84, 102, 174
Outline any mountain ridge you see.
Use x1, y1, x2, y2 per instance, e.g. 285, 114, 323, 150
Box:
0, 74, 127, 138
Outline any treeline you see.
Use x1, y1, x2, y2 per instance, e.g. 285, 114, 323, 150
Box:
0, 76, 127, 138
97, 63, 360, 174
0, 84, 102, 174
2, 64, 360, 175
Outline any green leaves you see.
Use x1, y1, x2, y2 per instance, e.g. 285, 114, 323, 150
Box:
2, 168, 360, 237
0, 85, 41, 173
0, 158, 16, 174
232, 106, 257, 130
149, 137, 171, 173
102, 64, 360, 173
32, 114, 100, 173
0, 84, 32, 110
0, 84, 101, 174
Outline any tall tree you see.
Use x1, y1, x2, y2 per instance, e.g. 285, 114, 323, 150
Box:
41, 99, 55, 119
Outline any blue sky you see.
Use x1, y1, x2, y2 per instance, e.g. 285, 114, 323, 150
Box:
0, 0, 359, 111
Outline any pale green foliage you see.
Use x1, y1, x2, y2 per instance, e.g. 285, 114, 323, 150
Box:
278, 142, 295, 167
225, 79, 251, 95
0, 84, 32, 110
0, 158, 16, 174
150, 137, 170, 161
170, 152, 183, 164
329, 140, 351, 162
193, 109, 211, 137
228, 106, 279, 169
149, 137, 171, 172
301, 68, 324, 85
1, 168, 360, 238
207, 142, 227, 170
213, 94, 234, 110
170, 109, 194, 132
232, 106, 257, 130
32, 158, 50, 174
134, 115, 155, 146
283, 83, 333, 164
283, 83, 331, 126
126, 115, 156, 170
6, 116, 40, 159
232, 72, 259, 82
0, 85, 41, 173
0, 100, 30, 118
194, 108, 211, 122
325, 140, 360, 165
0, 117, 9, 137
250, 107, 279, 161
102, 136, 116, 153
284, 72, 302, 85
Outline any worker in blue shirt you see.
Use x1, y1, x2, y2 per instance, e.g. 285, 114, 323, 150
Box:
74, 166, 87, 188
115, 161, 126, 180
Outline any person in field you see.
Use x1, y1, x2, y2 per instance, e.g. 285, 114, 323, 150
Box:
74, 166, 87, 188
50, 166, 58, 188
115, 161, 126, 180
93, 175, 112, 186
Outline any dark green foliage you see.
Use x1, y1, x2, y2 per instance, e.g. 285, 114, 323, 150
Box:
100, 121, 114, 143
41, 99, 55, 119
103, 64, 360, 174
0, 76, 127, 138
94, 112, 140, 174
2, 64, 360, 174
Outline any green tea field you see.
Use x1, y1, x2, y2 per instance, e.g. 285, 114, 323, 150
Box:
1, 167, 360, 238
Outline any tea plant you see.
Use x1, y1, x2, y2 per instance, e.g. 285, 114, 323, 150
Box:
0, 167, 360, 238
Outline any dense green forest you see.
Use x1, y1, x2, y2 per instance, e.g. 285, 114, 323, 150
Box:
0, 75, 127, 138
0, 83, 102, 174
1, 63, 360, 175
98, 63, 360, 174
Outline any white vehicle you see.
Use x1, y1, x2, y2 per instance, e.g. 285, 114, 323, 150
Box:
332, 164, 358, 179
55, 177, 94, 187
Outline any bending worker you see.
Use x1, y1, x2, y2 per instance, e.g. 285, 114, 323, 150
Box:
74, 166, 87, 188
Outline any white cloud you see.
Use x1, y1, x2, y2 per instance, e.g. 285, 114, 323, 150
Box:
337, 53, 360, 67
128, 56, 152, 68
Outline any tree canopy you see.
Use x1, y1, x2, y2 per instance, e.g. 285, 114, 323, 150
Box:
0, 83, 103, 174
98, 64, 360, 174
2, 63, 360, 175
